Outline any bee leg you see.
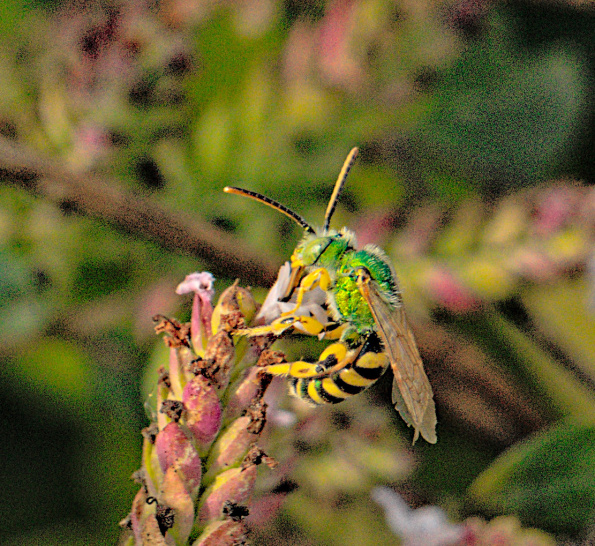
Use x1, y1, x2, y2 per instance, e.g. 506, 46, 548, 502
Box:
281, 268, 332, 317
233, 314, 326, 338
319, 322, 349, 340
264, 342, 349, 378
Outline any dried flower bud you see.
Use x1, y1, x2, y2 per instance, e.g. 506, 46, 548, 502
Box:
160, 466, 194, 543
193, 519, 249, 546
154, 422, 202, 496
204, 416, 260, 482
153, 315, 191, 348
183, 375, 222, 453
198, 465, 258, 525
224, 366, 272, 424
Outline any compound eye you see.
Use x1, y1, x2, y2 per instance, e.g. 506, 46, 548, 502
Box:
312, 242, 324, 256
316, 237, 334, 255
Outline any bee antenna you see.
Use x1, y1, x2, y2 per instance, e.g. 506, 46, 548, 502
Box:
323, 147, 358, 232
224, 186, 316, 234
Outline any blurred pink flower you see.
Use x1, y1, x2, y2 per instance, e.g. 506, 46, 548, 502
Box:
425, 267, 481, 312
176, 272, 215, 351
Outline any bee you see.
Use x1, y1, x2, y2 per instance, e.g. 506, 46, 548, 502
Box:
224, 148, 437, 443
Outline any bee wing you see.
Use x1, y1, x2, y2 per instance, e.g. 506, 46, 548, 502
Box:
357, 271, 437, 444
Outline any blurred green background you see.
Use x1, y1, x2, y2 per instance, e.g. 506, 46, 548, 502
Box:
1, 0, 594, 544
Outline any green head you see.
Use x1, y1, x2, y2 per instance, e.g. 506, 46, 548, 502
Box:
224, 147, 360, 269
291, 228, 355, 270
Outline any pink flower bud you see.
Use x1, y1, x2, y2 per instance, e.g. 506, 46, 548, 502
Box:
424, 266, 481, 312
154, 422, 202, 496
224, 367, 271, 423
204, 416, 259, 481
183, 376, 222, 452
508, 248, 558, 282
198, 465, 257, 524
193, 519, 249, 545
176, 272, 215, 353
129, 487, 149, 545
532, 186, 577, 236
160, 466, 194, 543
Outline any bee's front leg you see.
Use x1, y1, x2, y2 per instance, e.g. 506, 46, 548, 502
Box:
280, 268, 332, 317
233, 313, 327, 338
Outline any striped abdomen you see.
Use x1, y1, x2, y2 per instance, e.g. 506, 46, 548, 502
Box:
288, 333, 389, 405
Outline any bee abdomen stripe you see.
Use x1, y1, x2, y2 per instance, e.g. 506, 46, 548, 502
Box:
289, 377, 338, 405
353, 363, 386, 380
321, 378, 349, 401
316, 379, 348, 404
334, 373, 368, 394
307, 380, 326, 404
290, 378, 311, 402
353, 354, 389, 379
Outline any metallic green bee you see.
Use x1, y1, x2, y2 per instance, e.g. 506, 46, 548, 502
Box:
224, 148, 437, 443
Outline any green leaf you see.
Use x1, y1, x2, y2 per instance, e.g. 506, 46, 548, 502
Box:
418, 11, 587, 189
469, 423, 595, 535
488, 313, 595, 423
522, 279, 595, 385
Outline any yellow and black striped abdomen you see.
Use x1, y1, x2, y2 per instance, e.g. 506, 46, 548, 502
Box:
288, 333, 389, 405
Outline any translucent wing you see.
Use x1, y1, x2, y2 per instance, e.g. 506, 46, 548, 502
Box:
357, 270, 437, 444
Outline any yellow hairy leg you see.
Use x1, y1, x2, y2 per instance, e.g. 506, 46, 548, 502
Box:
265, 342, 351, 378
281, 268, 332, 317
319, 342, 347, 362
234, 314, 326, 337
265, 360, 319, 378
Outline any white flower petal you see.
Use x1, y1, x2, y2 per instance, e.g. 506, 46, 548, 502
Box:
372, 487, 463, 546
176, 272, 215, 296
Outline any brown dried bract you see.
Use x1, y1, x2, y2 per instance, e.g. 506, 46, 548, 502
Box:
219, 310, 246, 333
131, 469, 147, 485
141, 423, 159, 444
252, 370, 273, 401
155, 503, 175, 535
153, 315, 191, 348
202, 331, 235, 387
187, 357, 208, 377
245, 399, 267, 435
222, 500, 250, 522
159, 399, 185, 422
157, 366, 171, 389
242, 445, 278, 470
256, 350, 285, 369
250, 334, 276, 353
